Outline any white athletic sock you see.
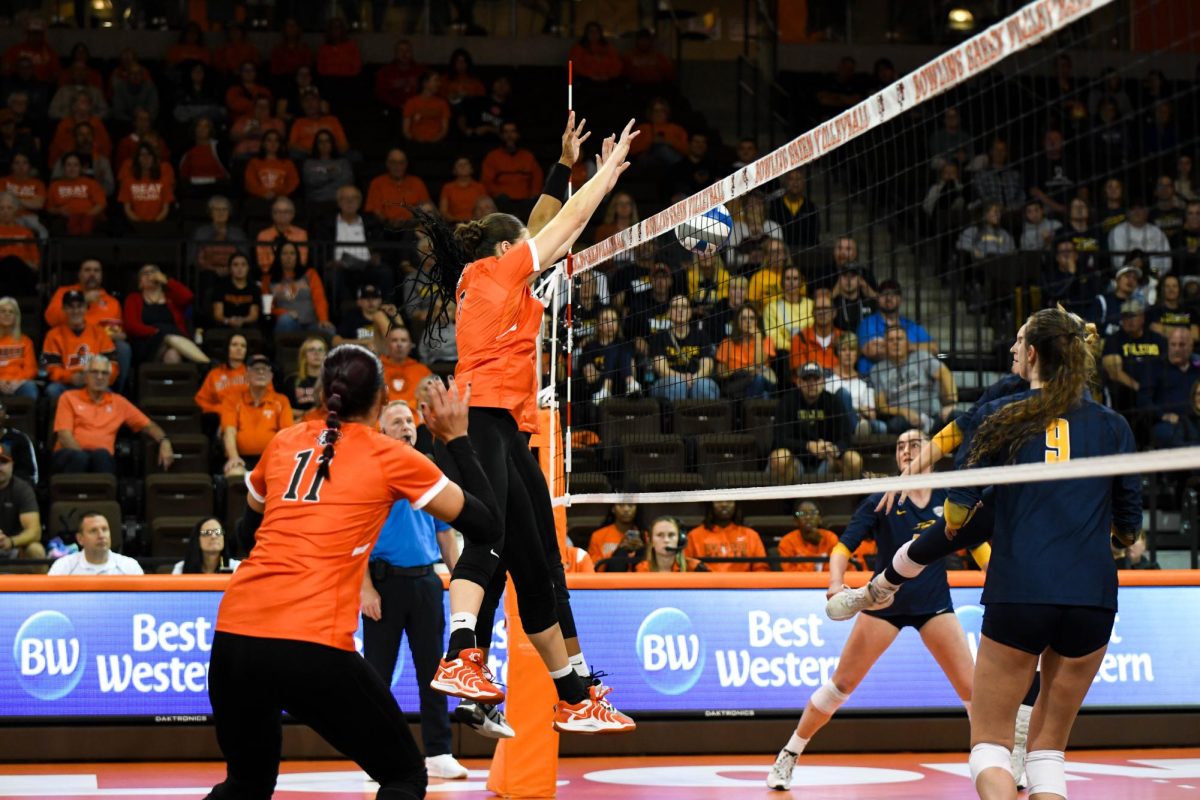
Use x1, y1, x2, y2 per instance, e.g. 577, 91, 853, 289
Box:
785, 732, 809, 756
569, 653, 590, 678
449, 612, 477, 633
549, 664, 573, 679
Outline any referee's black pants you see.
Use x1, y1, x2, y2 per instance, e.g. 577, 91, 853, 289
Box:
205, 631, 426, 800
363, 568, 452, 758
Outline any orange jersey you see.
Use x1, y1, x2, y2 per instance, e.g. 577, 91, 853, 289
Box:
849, 538, 878, 570
2, 175, 46, 214
789, 327, 843, 374
382, 356, 432, 407
53, 388, 149, 453
587, 523, 632, 564
684, 523, 769, 572
365, 174, 431, 223
0, 224, 37, 266
402, 94, 450, 142
288, 116, 349, 153
117, 172, 175, 221
439, 179, 487, 222
629, 122, 688, 157
777, 528, 839, 572
562, 544, 595, 573
244, 157, 300, 199
45, 284, 124, 332
47, 177, 106, 217
217, 420, 448, 650
195, 363, 247, 415
49, 116, 113, 164
0, 334, 36, 382
42, 324, 118, 385
255, 225, 309, 272
454, 240, 543, 429
481, 148, 543, 201
220, 385, 294, 457
715, 335, 776, 372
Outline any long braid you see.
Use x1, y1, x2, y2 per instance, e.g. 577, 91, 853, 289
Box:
316, 389, 343, 482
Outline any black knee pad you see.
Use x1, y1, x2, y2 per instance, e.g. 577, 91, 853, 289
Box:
452, 536, 504, 591
556, 596, 579, 640
514, 582, 559, 635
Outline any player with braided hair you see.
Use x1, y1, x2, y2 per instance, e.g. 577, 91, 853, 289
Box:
417, 118, 641, 734
206, 344, 504, 800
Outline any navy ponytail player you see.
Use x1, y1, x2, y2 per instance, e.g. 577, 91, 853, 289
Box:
767, 429, 975, 791
950, 308, 1141, 800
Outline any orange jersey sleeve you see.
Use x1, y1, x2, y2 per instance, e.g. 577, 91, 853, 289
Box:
220, 421, 448, 651
587, 524, 625, 563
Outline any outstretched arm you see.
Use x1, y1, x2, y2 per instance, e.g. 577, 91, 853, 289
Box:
529, 119, 639, 271
527, 111, 590, 236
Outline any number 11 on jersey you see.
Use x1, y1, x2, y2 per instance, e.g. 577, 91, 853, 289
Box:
283, 449, 327, 502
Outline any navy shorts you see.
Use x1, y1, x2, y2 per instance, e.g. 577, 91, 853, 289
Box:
865, 607, 954, 631
982, 602, 1115, 658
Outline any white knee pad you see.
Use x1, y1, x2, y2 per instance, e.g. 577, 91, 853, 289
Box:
969, 743, 1013, 785
891, 539, 925, 579
809, 682, 850, 715
1025, 749, 1067, 797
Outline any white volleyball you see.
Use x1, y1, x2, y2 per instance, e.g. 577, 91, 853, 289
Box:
674, 203, 732, 256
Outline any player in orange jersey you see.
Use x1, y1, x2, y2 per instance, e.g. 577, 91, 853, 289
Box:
415, 115, 639, 735
205, 345, 501, 800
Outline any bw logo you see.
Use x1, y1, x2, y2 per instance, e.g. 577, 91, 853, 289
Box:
12, 611, 86, 701
635, 608, 704, 696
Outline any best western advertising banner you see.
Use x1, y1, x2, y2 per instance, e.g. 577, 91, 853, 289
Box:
3, 587, 1197, 720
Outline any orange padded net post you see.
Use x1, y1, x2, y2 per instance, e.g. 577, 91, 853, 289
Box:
486, 409, 564, 798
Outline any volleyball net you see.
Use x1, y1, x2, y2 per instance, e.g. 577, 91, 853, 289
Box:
536, 0, 1200, 548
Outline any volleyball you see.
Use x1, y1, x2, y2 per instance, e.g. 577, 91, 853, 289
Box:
674, 203, 732, 256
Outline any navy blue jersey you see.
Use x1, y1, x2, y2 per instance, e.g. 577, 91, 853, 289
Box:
949, 392, 1141, 610
841, 490, 953, 616
953, 374, 1029, 436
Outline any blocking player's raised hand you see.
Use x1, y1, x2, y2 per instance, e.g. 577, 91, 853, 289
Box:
421, 376, 472, 442
559, 110, 591, 167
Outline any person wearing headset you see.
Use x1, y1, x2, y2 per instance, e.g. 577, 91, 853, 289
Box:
635, 516, 707, 572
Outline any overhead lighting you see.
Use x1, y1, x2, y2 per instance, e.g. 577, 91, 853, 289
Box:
948, 8, 975, 32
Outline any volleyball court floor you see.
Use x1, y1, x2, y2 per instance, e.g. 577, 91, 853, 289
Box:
1, 750, 1197, 798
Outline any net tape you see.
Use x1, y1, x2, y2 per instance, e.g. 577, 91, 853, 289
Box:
545, 0, 1154, 505
554, 445, 1200, 507
554, 0, 1116, 280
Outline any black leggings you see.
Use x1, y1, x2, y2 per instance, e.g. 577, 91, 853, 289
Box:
205, 631, 425, 800
460, 408, 561, 637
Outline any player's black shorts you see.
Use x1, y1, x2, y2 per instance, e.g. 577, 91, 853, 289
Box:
982, 602, 1115, 658
865, 607, 954, 630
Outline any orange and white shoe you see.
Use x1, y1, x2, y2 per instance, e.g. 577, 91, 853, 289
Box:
430, 648, 504, 704
552, 684, 636, 735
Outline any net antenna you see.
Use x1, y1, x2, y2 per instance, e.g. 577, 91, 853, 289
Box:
535, 61, 575, 500
537, 0, 1200, 509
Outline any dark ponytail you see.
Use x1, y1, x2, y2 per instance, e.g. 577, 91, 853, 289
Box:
316, 388, 343, 482
316, 344, 385, 482
408, 206, 525, 343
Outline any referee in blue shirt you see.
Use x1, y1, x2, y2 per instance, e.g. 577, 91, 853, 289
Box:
361, 400, 468, 781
